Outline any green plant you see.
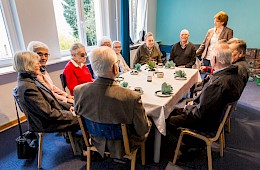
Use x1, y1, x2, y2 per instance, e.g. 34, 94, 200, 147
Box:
147, 61, 156, 71
175, 70, 186, 78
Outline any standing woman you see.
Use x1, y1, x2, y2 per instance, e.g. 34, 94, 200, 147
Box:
63, 43, 93, 95
196, 11, 233, 66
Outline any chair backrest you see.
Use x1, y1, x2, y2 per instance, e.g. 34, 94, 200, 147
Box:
60, 73, 67, 92
77, 115, 131, 155
84, 118, 122, 140
86, 64, 96, 79
212, 103, 234, 141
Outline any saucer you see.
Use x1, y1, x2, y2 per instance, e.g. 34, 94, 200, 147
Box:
164, 66, 175, 69
174, 76, 187, 80
115, 77, 124, 82
155, 90, 172, 97
133, 90, 144, 95
130, 71, 139, 75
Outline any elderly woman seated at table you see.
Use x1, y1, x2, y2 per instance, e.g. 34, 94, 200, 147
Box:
97, 36, 112, 47
13, 51, 78, 132
112, 40, 130, 73
63, 43, 93, 95
27, 41, 74, 104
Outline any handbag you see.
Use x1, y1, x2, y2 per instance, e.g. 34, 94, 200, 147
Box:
14, 98, 38, 159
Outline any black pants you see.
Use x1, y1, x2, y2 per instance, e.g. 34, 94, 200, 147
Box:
167, 109, 205, 149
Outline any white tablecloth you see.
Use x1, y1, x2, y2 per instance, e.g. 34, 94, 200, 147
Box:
121, 66, 202, 136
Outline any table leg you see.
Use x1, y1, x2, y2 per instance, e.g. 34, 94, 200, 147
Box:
153, 127, 161, 163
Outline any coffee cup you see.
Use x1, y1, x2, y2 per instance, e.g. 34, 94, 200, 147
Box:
134, 87, 142, 93
157, 72, 164, 78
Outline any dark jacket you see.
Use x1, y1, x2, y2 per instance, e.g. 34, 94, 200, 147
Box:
133, 43, 162, 65
186, 65, 244, 132
233, 56, 249, 87
16, 73, 78, 132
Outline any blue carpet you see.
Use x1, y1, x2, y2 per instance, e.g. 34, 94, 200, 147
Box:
0, 80, 259, 170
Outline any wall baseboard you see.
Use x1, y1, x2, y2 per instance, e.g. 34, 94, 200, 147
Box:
0, 116, 27, 132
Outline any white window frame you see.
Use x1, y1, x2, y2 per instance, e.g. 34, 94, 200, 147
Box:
57, 0, 101, 57
0, 0, 22, 68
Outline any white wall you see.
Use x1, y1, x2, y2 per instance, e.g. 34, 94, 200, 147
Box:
147, 0, 157, 37
0, 0, 62, 127
14, 0, 61, 58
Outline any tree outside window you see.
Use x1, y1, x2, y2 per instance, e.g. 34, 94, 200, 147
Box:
54, 0, 97, 51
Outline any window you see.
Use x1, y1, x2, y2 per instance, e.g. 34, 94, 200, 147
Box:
53, 0, 97, 53
0, 5, 13, 67
129, 0, 147, 44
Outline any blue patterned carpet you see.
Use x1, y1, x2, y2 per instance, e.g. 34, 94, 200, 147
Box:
0, 81, 259, 170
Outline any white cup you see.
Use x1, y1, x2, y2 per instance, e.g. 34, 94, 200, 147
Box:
134, 87, 142, 93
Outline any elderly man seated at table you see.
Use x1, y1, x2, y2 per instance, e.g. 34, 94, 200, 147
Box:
74, 46, 151, 159
133, 32, 162, 65
13, 51, 78, 132
167, 42, 244, 154
227, 38, 249, 87
27, 41, 74, 104
169, 29, 196, 68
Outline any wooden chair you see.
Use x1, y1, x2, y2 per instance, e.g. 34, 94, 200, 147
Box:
77, 115, 146, 170
12, 88, 76, 169
225, 101, 237, 133
172, 103, 234, 170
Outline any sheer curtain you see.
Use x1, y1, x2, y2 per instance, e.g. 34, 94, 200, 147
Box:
129, 0, 147, 43
94, 0, 120, 41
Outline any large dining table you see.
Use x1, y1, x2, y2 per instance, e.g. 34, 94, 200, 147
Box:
120, 66, 202, 163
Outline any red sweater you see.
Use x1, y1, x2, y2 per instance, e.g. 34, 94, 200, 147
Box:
63, 61, 93, 95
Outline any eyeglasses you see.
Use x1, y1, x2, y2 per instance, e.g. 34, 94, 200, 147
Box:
37, 52, 50, 57
79, 53, 87, 58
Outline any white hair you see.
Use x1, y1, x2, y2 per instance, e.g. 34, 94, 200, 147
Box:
180, 29, 189, 35
144, 32, 153, 40
13, 51, 39, 73
215, 43, 232, 65
70, 42, 85, 56
112, 40, 121, 47
89, 46, 117, 76
27, 41, 49, 52
97, 36, 112, 47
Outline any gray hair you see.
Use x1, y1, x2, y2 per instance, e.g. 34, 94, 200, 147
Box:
27, 41, 49, 52
13, 51, 39, 73
89, 46, 117, 76
144, 32, 153, 40
227, 38, 247, 54
112, 40, 121, 47
215, 43, 232, 65
70, 43, 85, 55
180, 29, 189, 35
97, 36, 112, 47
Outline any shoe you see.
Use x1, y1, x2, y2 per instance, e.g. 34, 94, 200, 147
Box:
81, 151, 105, 162
178, 147, 204, 162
